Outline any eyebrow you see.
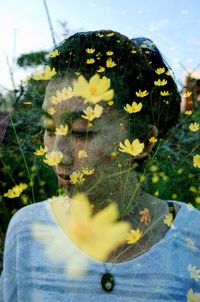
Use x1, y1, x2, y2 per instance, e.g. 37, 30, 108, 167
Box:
41, 109, 84, 123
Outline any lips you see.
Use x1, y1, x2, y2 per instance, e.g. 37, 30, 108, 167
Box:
56, 173, 71, 187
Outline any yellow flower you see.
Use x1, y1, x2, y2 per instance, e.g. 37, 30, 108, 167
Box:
73, 74, 114, 104
23, 101, 32, 105
154, 79, 168, 86
187, 288, 200, 302
187, 264, 200, 281
70, 171, 85, 185
126, 228, 143, 244
149, 136, 158, 143
189, 123, 200, 132
97, 33, 104, 37
34, 146, 48, 156
43, 151, 63, 166
55, 125, 69, 136
165, 70, 172, 76
160, 91, 170, 96
119, 139, 144, 157
124, 102, 143, 113
111, 151, 118, 158
86, 58, 95, 64
81, 104, 104, 121
66, 193, 130, 260
61, 87, 74, 100
135, 90, 149, 98
131, 49, 137, 54
106, 58, 117, 68
4, 183, 28, 198
152, 175, 159, 183
193, 154, 200, 168
195, 197, 200, 204
172, 194, 177, 199
185, 110, 193, 115
108, 100, 114, 106
97, 66, 105, 73
86, 48, 95, 54
50, 95, 59, 105
47, 107, 56, 115
107, 32, 114, 36
164, 213, 173, 227
183, 91, 192, 97
46, 49, 60, 58
106, 51, 114, 56
155, 67, 165, 75
78, 150, 88, 159
32, 65, 56, 80
81, 168, 95, 175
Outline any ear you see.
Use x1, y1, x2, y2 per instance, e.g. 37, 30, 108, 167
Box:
135, 125, 158, 160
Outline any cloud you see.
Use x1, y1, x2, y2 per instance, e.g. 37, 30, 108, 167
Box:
148, 18, 170, 32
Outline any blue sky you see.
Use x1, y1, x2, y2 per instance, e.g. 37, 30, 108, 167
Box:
1, 0, 200, 90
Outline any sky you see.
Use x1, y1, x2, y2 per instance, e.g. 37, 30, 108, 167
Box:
1, 0, 200, 91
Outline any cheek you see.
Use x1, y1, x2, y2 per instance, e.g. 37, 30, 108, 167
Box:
43, 134, 54, 151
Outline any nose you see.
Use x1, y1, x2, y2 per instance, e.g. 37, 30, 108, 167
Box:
52, 135, 73, 166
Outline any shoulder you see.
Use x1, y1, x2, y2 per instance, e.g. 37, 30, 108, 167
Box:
6, 200, 50, 235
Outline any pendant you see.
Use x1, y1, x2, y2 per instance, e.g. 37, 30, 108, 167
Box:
101, 273, 114, 292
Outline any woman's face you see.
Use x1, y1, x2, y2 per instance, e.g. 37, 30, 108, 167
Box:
42, 77, 129, 199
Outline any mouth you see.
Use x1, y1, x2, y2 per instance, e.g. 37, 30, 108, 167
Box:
57, 174, 71, 187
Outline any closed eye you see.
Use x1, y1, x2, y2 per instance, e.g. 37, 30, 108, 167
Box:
71, 130, 96, 139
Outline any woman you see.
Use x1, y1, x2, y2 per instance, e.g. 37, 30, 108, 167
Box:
1, 30, 200, 302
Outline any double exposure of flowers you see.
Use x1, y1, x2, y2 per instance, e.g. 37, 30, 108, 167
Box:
119, 139, 144, 157
32, 65, 56, 80
81, 104, 104, 121
4, 183, 28, 198
124, 102, 142, 113
78, 150, 88, 159
126, 228, 143, 244
73, 74, 114, 104
43, 151, 63, 166
164, 213, 174, 228
50, 87, 74, 105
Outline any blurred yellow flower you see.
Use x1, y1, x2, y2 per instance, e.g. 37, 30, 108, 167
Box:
154, 79, 167, 86
187, 288, 200, 302
148, 136, 158, 143
195, 197, 200, 204
124, 102, 142, 113
106, 58, 117, 68
81, 104, 104, 121
4, 183, 28, 198
47, 107, 56, 115
61, 87, 74, 100
78, 150, 88, 159
81, 168, 95, 175
32, 65, 56, 80
165, 70, 172, 76
46, 49, 60, 58
34, 146, 48, 156
43, 151, 63, 166
185, 110, 193, 115
164, 213, 173, 227
108, 101, 114, 106
55, 125, 69, 136
183, 91, 192, 97
119, 139, 144, 157
66, 193, 130, 260
135, 90, 149, 98
160, 91, 170, 96
152, 175, 160, 183
106, 51, 114, 56
86, 48, 95, 54
50, 95, 59, 105
193, 155, 200, 168
189, 122, 200, 132
73, 74, 114, 104
97, 66, 105, 73
155, 67, 165, 75
86, 58, 95, 64
127, 228, 143, 244
107, 32, 114, 36
154, 191, 159, 197
70, 171, 85, 185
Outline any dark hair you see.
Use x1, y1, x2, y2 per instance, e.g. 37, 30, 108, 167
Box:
48, 30, 181, 140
